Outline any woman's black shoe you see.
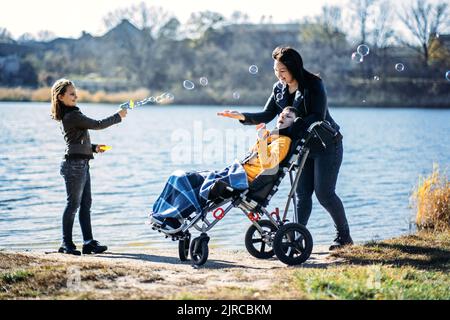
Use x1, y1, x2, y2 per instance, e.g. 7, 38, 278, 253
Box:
82, 240, 108, 254
58, 243, 81, 256
329, 233, 353, 251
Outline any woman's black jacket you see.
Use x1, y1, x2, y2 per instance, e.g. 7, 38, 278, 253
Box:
240, 78, 341, 151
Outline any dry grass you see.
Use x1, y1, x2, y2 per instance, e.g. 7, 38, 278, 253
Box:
0, 252, 165, 299
0, 87, 33, 101
412, 164, 450, 232
330, 231, 450, 271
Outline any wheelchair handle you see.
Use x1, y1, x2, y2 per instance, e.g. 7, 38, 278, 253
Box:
306, 121, 324, 133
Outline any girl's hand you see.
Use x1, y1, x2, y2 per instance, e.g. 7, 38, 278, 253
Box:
117, 109, 128, 119
217, 110, 245, 121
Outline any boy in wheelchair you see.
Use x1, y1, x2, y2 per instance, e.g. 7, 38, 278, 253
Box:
150, 107, 299, 231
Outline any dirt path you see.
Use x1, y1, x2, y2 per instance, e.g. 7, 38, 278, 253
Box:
1, 245, 343, 299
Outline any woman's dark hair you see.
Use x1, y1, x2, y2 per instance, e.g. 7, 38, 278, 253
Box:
272, 46, 320, 88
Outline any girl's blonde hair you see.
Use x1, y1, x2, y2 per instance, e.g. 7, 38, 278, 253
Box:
51, 79, 74, 121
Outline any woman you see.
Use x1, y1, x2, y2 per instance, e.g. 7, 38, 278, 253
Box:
218, 46, 352, 250
151, 107, 298, 231
51, 79, 127, 255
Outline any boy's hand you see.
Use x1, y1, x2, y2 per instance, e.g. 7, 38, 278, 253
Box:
256, 123, 269, 140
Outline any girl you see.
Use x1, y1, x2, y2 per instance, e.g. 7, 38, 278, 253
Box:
51, 79, 127, 255
218, 46, 353, 250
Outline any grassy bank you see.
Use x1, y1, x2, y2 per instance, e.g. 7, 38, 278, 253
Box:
296, 231, 449, 300
1, 230, 448, 300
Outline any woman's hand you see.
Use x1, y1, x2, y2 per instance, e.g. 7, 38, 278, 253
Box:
117, 108, 128, 119
217, 110, 245, 121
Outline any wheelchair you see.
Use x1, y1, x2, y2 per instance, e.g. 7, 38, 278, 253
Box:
148, 121, 338, 266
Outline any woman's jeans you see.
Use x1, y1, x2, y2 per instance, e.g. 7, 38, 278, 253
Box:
296, 139, 350, 235
60, 159, 93, 244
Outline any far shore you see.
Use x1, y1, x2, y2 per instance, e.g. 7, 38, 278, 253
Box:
0, 87, 449, 109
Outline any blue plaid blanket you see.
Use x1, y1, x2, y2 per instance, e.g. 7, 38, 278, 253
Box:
152, 161, 248, 219
199, 160, 248, 201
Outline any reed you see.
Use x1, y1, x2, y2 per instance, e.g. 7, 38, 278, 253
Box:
0, 87, 33, 101
412, 164, 450, 231
0, 87, 151, 104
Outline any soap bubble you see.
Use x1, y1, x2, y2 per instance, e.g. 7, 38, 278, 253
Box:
249, 65, 259, 74
373, 76, 380, 81
445, 71, 450, 81
357, 44, 370, 56
183, 80, 195, 90
351, 52, 363, 63
136, 99, 146, 106
163, 92, 175, 101
199, 77, 208, 86
395, 63, 405, 72
233, 92, 240, 100
276, 93, 283, 100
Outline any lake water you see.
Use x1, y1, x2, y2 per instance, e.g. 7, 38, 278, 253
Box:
0, 102, 449, 251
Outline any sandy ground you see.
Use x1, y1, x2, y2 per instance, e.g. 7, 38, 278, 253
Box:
1, 245, 343, 299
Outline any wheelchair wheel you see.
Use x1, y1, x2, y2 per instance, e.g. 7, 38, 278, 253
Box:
178, 233, 191, 261
245, 220, 277, 259
190, 234, 209, 266
273, 223, 313, 266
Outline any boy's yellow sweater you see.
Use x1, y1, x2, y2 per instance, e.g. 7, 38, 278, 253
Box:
243, 133, 292, 182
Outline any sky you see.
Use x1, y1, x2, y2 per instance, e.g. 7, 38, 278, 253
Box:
0, 0, 379, 38
0, 0, 446, 40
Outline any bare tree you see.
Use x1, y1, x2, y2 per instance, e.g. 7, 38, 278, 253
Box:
36, 30, 56, 42
229, 11, 250, 24
369, 0, 394, 49
18, 33, 36, 43
103, 2, 174, 39
398, 0, 449, 65
17, 30, 56, 43
317, 5, 345, 37
300, 5, 347, 52
349, 0, 377, 44
157, 17, 181, 40
0, 27, 13, 43
184, 11, 225, 39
